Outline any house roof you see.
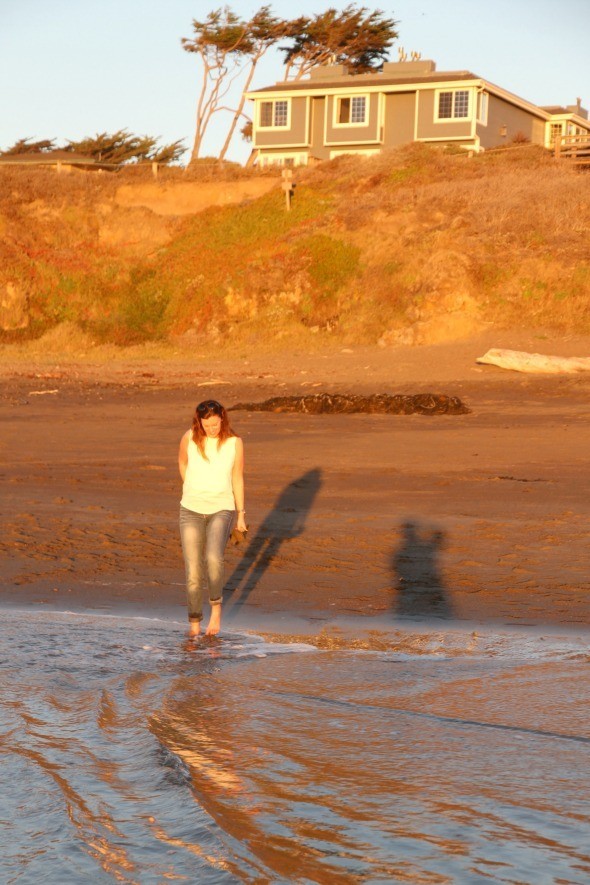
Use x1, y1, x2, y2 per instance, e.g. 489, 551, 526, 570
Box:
0, 150, 119, 171
246, 68, 550, 123
246, 64, 590, 132
0, 150, 100, 165
252, 70, 479, 95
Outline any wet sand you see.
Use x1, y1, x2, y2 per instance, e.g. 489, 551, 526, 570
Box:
1, 333, 589, 631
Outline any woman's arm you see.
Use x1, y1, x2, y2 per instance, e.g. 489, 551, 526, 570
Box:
232, 437, 247, 531
178, 431, 190, 482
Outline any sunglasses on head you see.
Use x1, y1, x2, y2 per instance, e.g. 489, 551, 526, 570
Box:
196, 400, 222, 414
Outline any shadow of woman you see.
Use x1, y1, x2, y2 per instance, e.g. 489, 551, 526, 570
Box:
225, 468, 323, 609
391, 520, 453, 620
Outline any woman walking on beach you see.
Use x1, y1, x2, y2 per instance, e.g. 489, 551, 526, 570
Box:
178, 400, 246, 637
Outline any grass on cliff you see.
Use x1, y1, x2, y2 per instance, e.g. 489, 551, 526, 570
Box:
1, 143, 589, 351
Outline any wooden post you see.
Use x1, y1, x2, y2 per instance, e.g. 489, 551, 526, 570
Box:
555, 134, 561, 160
152, 161, 158, 179
281, 167, 294, 211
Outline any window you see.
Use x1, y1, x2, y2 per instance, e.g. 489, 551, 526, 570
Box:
335, 95, 367, 126
477, 91, 488, 124
258, 152, 308, 168
549, 123, 563, 146
437, 90, 470, 120
259, 99, 289, 128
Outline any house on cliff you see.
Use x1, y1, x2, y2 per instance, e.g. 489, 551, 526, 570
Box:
245, 59, 590, 167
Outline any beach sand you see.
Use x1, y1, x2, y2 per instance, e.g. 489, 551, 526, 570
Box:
1, 331, 589, 633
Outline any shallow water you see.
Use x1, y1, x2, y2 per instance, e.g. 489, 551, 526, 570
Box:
1, 610, 589, 884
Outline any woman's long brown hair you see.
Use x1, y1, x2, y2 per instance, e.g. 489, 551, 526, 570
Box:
191, 401, 235, 459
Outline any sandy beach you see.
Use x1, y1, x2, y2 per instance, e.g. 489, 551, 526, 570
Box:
2, 331, 590, 634
2, 333, 590, 883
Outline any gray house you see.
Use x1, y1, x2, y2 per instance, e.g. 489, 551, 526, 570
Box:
245, 59, 590, 167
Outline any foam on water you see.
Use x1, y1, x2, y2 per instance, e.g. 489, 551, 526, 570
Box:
7, 605, 589, 662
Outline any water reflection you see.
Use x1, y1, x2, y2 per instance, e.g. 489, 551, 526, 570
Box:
147, 646, 590, 884
149, 677, 354, 883
1, 611, 589, 884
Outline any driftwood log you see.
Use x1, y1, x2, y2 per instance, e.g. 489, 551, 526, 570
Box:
230, 393, 469, 415
477, 348, 590, 374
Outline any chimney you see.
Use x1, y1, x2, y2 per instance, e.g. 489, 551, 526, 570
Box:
566, 97, 588, 120
382, 59, 436, 77
309, 64, 348, 81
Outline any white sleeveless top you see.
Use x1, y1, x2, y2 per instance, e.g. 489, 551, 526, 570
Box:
181, 434, 237, 514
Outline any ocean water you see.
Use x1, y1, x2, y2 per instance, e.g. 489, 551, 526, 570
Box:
1, 609, 589, 884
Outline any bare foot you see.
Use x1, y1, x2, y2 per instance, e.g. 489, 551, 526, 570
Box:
205, 604, 221, 636
188, 621, 201, 639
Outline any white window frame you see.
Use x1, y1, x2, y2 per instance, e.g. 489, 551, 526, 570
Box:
333, 94, 369, 128
257, 152, 308, 168
547, 122, 564, 147
477, 91, 489, 125
434, 88, 471, 122
258, 98, 291, 130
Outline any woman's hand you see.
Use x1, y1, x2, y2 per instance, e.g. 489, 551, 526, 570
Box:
236, 511, 248, 533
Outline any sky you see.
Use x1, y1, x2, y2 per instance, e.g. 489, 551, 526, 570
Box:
2, 0, 589, 164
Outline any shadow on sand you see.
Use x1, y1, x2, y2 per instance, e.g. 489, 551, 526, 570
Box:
391, 520, 453, 620
225, 468, 322, 610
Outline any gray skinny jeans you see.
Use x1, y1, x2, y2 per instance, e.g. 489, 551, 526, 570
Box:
179, 506, 234, 622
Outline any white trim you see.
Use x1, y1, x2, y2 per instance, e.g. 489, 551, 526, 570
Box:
257, 97, 291, 130
434, 87, 472, 122
546, 121, 564, 149
248, 78, 484, 102
253, 138, 309, 148
479, 80, 571, 122
477, 90, 489, 125
248, 79, 477, 100
257, 151, 309, 168
378, 92, 385, 141
546, 112, 590, 132
332, 93, 369, 127
415, 135, 477, 143
247, 77, 559, 123
325, 135, 382, 146
324, 93, 380, 144
304, 95, 310, 146
247, 74, 590, 153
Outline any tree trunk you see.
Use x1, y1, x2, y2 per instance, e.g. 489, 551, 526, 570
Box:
188, 59, 225, 166
217, 54, 261, 162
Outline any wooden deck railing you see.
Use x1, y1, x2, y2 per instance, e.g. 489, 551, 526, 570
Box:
554, 134, 590, 166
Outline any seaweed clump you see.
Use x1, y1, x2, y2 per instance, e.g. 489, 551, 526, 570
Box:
230, 393, 469, 415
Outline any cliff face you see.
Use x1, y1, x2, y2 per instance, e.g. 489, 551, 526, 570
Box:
1, 145, 589, 349
0, 168, 278, 341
